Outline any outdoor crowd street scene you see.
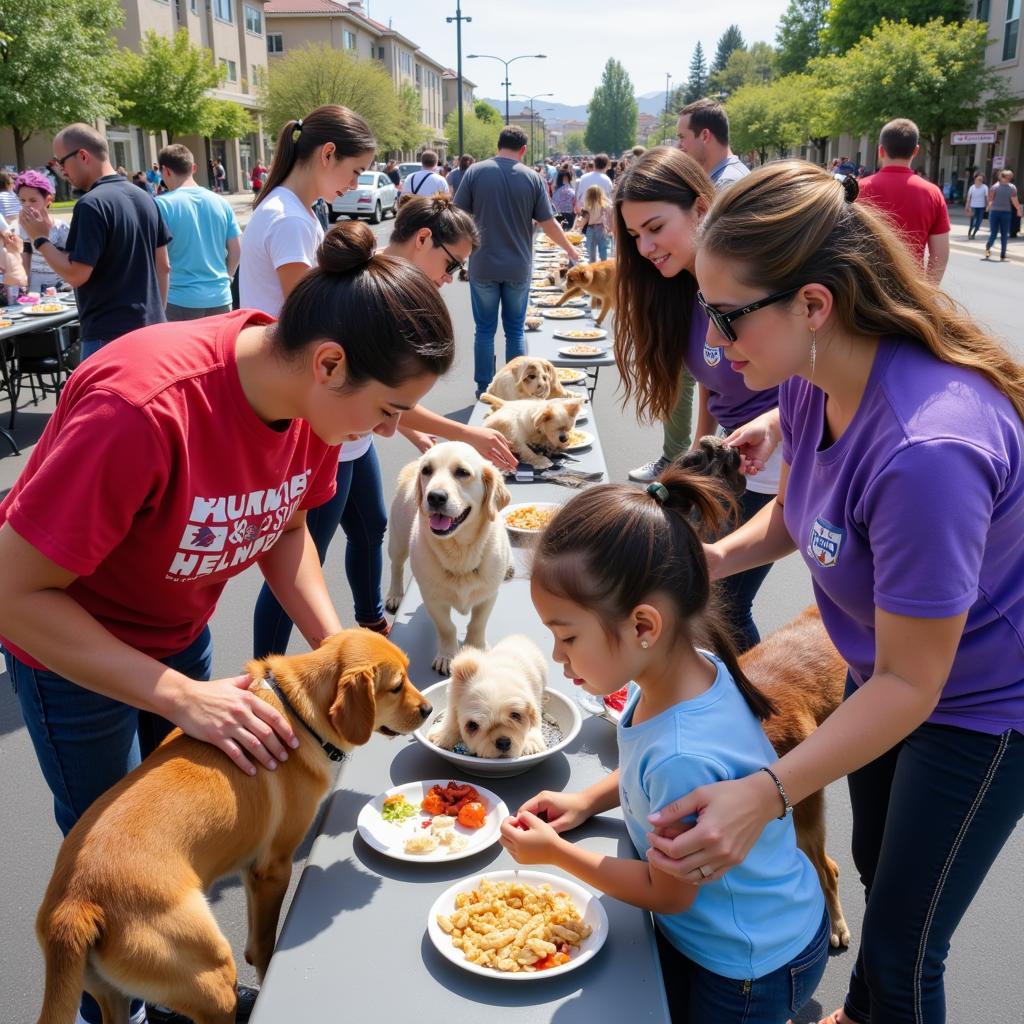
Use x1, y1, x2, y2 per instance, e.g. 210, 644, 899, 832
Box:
2, 0, 1024, 1022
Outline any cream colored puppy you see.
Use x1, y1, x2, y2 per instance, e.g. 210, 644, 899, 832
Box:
429, 635, 548, 758
487, 356, 571, 401
479, 394, 584, 469
386, 442, 512, 674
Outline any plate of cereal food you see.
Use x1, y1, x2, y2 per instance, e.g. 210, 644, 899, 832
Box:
23, 303, 66, 316
562, 429, 594, 452
542, 308, 587, 320
357, 779, 508, 863
552, 328, 608, 342
502, 502, 560, 537
558, 343, 605, 357
533, 295, 588, 308
556, 367, 587, 386
428, 870, 608, 979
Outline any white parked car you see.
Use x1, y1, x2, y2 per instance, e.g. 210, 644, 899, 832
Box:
330, 172, 398, 224
397, 162, 422, 183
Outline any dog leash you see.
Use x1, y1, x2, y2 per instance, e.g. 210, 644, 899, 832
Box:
258, 670, 348, 763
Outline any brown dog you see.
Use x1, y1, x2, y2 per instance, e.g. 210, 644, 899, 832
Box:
486, 356, 572, 401
555, 260, 617, 326
36, 630, 431, 1024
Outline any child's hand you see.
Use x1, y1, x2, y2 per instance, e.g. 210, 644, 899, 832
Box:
500, 811, 563, 865
517, 790, 591, 833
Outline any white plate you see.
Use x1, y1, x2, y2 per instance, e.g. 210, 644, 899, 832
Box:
553, 329, 608, 342
357, 780, 507, 863
427, 869, 609, 980
558, 345, 607, 357
534, 296, 588, 308
563, 430, 594, 452
529, 286, 562, 293
542, 309, 586, 320
502, 501, 561, 537
556, 368, 586, 385
21, 306, 67, 317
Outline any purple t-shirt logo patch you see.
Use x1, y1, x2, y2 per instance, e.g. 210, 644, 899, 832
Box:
808, 516, 845, 568
703, 340, 722, 367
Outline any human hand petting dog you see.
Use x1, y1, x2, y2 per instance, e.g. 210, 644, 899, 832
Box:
464, 425, 518, 472
170, 674, 299, 775
517, 789, 592, 833
500, 809, 565, 864
723, 408, 782, 477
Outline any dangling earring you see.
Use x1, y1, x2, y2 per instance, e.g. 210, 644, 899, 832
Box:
640, 639, 649, 649
809, 327, 817, 380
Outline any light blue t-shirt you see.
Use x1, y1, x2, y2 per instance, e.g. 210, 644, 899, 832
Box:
155, 186, 241, 308
617, 653, 824, 980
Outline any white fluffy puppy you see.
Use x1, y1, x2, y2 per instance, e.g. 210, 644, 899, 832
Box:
478, 394, 584, 470
385, 441, 512, 674
429, 635, 548, 758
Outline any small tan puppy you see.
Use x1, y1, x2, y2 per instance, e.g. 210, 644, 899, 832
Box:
487, 356, 572, 401
556, 260, 617, 326
479, 394, 583, 469
386, 442, 512, 674
429, 635, 548, 758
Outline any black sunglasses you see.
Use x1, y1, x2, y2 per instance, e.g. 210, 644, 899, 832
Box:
437, 240, 465, 276
54, 149, 81, 169
697, 287, 800, 344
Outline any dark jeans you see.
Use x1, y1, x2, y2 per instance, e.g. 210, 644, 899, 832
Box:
656, 907, 830, 1022
469, 278, 531, 396
986, 209, 1012, 257
841, 676, 1024, 1024
968, 206, 985, 236
717, 488, 775, 653
4, 627, 213, 1023
253, 446, 387, 657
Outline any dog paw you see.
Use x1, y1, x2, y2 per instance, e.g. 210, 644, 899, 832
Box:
520, 736, 547, 756
830, 916, 852, 949
433, 653, 454, 675
384, 593, 402, 613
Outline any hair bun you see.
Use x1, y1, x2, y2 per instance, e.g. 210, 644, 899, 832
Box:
837, 172, 859, 203
318, 220, 376, 274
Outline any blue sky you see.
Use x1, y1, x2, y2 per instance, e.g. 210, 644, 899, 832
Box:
369, 0, 793, 105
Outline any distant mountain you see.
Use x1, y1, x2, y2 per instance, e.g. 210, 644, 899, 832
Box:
482, 92, 672, 125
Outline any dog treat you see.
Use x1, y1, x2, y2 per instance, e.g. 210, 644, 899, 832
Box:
421, 781, 486, 816
567, 430, 590, 447
457, 801, 487, 829
404, 833, 440, 855
436, 876, 592, 972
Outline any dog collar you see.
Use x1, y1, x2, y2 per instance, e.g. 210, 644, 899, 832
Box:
261, 669, 348, 763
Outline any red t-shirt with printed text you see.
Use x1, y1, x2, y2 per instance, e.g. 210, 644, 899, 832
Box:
856, 165, 950, 264
0, 309, 338, 669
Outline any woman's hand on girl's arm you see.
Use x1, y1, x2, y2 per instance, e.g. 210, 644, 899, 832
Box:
723, 408, 781, 476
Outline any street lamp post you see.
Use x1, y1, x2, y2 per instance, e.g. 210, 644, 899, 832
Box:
663, 72, 672, 145
467, 52, 547, 123
445, 2, 472, 159
513, 92, 553, 163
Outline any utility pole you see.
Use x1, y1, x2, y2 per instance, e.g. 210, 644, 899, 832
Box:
663, 72, 672, 144
513, 92, 553, 164
446, 2, 472, 159
468, 53, 547, 124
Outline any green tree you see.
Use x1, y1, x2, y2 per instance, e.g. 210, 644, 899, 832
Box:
585, 58, 638, 155
202, 99, 255, 140
443, 107, 500, 159
392, 82, 432, 153
0, 0, 122, 167
684, 42, 709, 104
726, 79, 805, 163
265, 42, 402, 147
823, 0, 968, 53
712, 25, 747, 74
474, 99, 503, 125
565, 130, 587, 155
813, 18, 1019, 180
776, 0, 830, 73
709, 41, 779, 95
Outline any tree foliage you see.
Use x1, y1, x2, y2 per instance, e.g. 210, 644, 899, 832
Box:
0, 0, 123, 167
823, 0, 969, 53
114, 30, 220, 142
726, 77, 806, 163
709, 41, 779, 96
776, 0, 829, 73
474, 99, 503, 125
443, 107, 499, 159
565, 131, 586, 155
813, 18, 1019, 179
202, 99, 255, 140
394, 82, 433, 152
712, 25, 747, 73
684, 42, 709, 104
584, 58, 638, 156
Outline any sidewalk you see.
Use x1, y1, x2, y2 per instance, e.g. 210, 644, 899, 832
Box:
947, 205, 1023, 264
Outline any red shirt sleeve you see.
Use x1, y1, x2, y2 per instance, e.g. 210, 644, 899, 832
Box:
4, 392, 167, 577
930, 190, 951, 235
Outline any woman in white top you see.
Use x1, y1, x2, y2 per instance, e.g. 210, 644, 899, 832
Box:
964, 173, 988, 241
14, 171, 71, 292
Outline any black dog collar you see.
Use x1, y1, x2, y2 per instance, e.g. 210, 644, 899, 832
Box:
263, 669, 347, 763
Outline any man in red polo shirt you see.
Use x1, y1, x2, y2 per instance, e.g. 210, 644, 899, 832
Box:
857, 118, 950, 282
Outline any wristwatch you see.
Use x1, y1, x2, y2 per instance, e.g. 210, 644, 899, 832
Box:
32, 237, 51, 251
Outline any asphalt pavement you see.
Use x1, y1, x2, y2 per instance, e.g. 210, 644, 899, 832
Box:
1, 233, 1022, 1024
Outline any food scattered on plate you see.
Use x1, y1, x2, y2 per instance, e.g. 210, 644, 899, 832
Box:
564, 344, 602, 355
567, 430, 591, 447
435, 876, 593, 973
542, 308, 586, 320
0, 320, 13, 329
556, 367, 586, 383
504, 504, 558, 532
565, 232, 586, 244
555, 329, 607, 341
25, 303, 64, 314
381, 793, 419, 823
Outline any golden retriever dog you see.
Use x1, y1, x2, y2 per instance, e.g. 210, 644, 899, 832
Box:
478, 394, 584, 470
385, 442, 513, 674
486, 356, 572, 401
35, 631, 431, 1024
429, 635, 548, 758
555, 259, 617, 326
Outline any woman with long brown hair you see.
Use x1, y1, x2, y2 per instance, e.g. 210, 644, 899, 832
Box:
645, 161, 1024, 1024
614, 147, 781, 651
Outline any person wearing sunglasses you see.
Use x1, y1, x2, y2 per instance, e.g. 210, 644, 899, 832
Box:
613, 146, 782, 653
18, 122, 170, 361
645, 161, 1024, 1024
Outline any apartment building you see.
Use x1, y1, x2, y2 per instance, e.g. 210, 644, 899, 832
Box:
442, 68, 477, 127
264, 0, 449, 158
0, 0, 268, 190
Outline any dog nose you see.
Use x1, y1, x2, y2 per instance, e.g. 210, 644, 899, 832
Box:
418, 701, 432, 720
558, 433, 568, 443
495, 736, 512, 752
427, 489, 448, 509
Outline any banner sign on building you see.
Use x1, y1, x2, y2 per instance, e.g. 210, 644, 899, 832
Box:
951, 131, 998, 145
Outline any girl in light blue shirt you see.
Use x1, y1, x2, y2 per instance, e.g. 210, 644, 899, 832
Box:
500, 467, 828, 1023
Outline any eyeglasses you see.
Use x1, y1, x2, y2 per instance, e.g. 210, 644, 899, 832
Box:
437, 240, 465, 276
54, 149, 81, 169
697, 287, 800, 344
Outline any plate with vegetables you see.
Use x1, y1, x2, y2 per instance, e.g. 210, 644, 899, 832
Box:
356, 779, 508, 863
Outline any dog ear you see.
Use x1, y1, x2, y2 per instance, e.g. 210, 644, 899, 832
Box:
542, 360, 569, 397
482, 463, 512, 517
328, 666, 376, 746
513, 360, 530, 385
563, 398, 583, 418
532, 405, 556, 431
580, 267, 594, 286
450, 647, 482, 687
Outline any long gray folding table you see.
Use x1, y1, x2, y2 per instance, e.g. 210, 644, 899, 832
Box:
252, 403, 671, 1023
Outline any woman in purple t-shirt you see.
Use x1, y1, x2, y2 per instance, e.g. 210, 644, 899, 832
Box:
613, 147, 780, 652
643, 161, 1024, 1024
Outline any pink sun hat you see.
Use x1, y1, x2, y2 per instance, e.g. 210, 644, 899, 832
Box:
14, 169, 55, 197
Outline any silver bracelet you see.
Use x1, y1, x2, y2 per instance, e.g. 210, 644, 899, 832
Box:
759, 766, 793, 820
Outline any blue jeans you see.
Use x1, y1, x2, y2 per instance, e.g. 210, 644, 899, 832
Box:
469, 278, 531, 395
717, 488, 775, 653
968, 206, 985, 236
656, 907, 830, 1022
841, 676, 1024, 1024
4, 626, 213, 1024
253, 446, 387, 657
986, 209, 1011, 257
585, 224, 609, 262
80, 339, 107, 361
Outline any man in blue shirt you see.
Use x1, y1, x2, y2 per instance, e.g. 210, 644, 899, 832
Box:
154, 144, 241, 320
675, 99, 750, 190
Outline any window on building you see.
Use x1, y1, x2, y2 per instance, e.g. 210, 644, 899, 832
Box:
1004, 0, 1020, 60
251, 65, 264, 89
244, 3, 262, 33
267, 33, 283, 53
220, 58, 238, 82
377, 46, 385, 60
415, 64, 422, 85
214, 0, 233, 22
977, 0, 990, 20
343, 30, 356, 49
191, 0, 197, 11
